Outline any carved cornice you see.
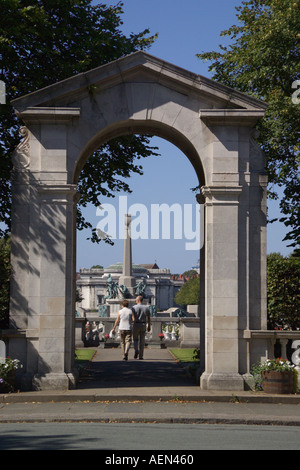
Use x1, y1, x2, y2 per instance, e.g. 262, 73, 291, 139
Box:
201, 185, 243, 205
37, 184, 79, 204
199, 109, 265, 126
15, 107, 81, 124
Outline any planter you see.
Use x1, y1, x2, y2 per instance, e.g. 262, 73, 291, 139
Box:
262, 370, 294, 394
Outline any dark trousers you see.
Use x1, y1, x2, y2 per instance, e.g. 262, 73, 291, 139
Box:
133, 324, 146, 358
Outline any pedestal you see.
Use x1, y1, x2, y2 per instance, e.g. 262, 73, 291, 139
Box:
200, 372, 244, 391
32, 372, 76, 391
105, 298, 136, 317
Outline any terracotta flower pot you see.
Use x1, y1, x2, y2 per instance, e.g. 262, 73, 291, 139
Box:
262, 370, 294, 394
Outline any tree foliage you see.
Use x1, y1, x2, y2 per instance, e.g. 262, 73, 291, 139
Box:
0, 0, 159, 241
197, 0, 300, 248
175, 277, 200, 306
267, 252, 300, 330
182, 269, 198, 278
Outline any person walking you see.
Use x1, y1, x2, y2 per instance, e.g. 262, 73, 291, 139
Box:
132, 295, 151, 360
112, 300, 133, 360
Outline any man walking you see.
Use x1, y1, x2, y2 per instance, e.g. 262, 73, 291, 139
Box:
111, 300, 133, 361
132, 295, 151, 360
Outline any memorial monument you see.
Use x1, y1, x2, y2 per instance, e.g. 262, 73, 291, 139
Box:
104, 214, 139, 316
7, 52, 269, 391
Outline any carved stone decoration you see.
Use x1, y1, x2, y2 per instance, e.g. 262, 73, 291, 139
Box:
12, 126, 30, 170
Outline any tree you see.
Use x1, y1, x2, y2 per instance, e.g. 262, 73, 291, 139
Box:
175, 277, 200, 306
0, 0, 159, 242
197, 0, 300, 249
182, 269, 198, 278
267, 252, 300, 330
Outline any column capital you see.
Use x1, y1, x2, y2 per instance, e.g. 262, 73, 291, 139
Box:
37, 183, 79, 203
201, 185, 243, 205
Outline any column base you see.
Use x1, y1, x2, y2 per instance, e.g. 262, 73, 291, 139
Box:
200, 372, 244, 391
32, 372, 72, 391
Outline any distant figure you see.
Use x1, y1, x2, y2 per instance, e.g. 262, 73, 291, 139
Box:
105, 274, 119, 299
134, 280, 146, 296
112, 300, 133, 361
131, 295, 151, 360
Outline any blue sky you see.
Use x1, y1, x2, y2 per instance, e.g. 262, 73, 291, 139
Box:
77, 0, 293, 274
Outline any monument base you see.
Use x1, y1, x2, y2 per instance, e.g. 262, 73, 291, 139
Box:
106, 298, 137, 317
200, 372, 244, 391
32, 372, 75, 391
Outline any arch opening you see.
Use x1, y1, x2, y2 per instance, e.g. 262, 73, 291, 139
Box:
73, 119, 206, 188
75, 131, 203, 389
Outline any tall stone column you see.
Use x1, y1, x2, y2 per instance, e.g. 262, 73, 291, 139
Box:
200, 185, 244, 391
30, 184, 78, 391
196, 194, 206, 376
9, 127, 31, 331
118, 214, 135, 291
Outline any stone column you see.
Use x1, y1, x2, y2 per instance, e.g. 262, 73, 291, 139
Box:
200, 185, 244, 391
118, 214, 135, 290
30, 184, 78, 391
9, 127, 31, 331
196, 194, 206, 376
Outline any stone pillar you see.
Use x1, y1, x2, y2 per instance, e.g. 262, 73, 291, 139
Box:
196, 194, 205, 375
30, 184, 78, 391
118, 214, 135, 290
200, 185, 244, 391
9, 127, 31, 331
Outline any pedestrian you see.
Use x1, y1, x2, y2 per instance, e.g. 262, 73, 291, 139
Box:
132, 295, 151, 360
112, 300, 133, 361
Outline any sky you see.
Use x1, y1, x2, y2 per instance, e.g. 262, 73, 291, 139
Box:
77, 0, 293, 274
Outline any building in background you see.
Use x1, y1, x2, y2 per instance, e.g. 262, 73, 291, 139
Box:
76, 262, 185, 314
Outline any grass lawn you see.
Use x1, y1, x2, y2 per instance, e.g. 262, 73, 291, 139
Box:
75, 349, 96, 365
169, 349, 199, 363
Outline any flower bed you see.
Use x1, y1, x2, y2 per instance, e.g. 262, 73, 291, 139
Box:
0, 358, 23, 393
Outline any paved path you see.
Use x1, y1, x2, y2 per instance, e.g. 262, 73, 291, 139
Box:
77, 347, 194, 389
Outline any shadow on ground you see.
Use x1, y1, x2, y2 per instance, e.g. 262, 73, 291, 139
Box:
77, 348, 196, 389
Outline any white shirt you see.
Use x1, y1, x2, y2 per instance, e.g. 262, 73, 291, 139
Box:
118, 307, 133, 331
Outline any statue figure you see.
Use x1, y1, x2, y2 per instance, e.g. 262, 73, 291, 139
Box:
149, 305, 157, 317
173, 308, 187, 318
119, 284, 130, 299
98, 304, 108, 317
134, 279, 146, 296
104, 274, 119, 299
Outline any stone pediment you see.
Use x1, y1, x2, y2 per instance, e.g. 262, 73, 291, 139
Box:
12, 51, 267, 124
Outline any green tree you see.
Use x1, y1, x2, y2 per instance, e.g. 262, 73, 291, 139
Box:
182, 269, 198, 278
0, 237, 10, 328
197, 0, 300, 248
175, 277, 200, 306
267, 252, 300, 330
0, 0, 159, 242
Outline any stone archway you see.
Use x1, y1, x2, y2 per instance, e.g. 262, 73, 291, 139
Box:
9, 52, 268, 391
